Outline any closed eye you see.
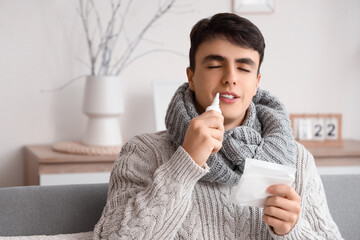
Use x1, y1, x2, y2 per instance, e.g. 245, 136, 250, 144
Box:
208, 65, 222, 69
238, 68, 250, 72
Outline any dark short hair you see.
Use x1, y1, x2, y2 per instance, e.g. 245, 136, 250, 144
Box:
189, 13, 265, 75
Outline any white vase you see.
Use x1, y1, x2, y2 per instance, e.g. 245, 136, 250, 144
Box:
83, 76, 124, 146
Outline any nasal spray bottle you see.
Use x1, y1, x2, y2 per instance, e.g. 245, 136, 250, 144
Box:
205, 93, 222, 115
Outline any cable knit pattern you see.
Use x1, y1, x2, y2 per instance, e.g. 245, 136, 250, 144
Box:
93, 132, 343, 239
165, 83, 296, 185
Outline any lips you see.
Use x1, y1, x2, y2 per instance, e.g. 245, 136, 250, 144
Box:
219, 92, 239, 103
220, 94, 236, 99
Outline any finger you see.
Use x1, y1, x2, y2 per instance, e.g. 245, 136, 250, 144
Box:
262, 213, 284, 228
188, 117, 222, 135
204, 109, 223, 116
206, 109, 222, 116
210, 136, 223, 154
201, 118, 223, 130
265, 195, 301, 213
201, 112, 224, 129
263, 206, 298, 223
267, 185, 301, 201
262, 215, 293, 236
209, 128, 224, 142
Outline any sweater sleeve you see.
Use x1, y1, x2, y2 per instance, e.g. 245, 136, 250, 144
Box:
93, 137, 208, 240
269, 143, 343, 240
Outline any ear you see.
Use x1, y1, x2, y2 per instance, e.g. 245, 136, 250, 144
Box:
253, 74, 261, 96
186, 67, 195, 90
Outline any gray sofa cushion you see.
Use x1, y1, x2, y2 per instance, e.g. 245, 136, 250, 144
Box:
321, 174, 360, 240
0, 183, 108, 237
0, 175, 359, 238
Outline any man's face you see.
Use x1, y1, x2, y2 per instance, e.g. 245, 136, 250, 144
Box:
187, 38, 261, 130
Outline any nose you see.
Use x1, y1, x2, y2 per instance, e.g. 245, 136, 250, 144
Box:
222, 66, 237, 86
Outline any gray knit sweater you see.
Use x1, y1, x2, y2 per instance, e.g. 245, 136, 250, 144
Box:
93, 132, 342, 239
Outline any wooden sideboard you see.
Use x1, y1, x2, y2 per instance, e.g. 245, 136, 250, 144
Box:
24, 145, 118, 186
305, 140, 360, 167
24, 140, 360, 186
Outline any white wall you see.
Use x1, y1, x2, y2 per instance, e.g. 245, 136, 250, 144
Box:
0, 0, 359, 188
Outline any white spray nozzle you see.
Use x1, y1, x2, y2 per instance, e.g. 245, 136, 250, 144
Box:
205, 93, 222, 115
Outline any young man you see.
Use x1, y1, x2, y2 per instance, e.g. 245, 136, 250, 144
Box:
94, 13, 343, 239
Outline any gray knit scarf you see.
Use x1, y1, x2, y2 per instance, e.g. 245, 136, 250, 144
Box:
165, 83, 296, 185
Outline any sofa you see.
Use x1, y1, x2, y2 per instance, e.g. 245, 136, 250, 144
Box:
0, 175, 359, 239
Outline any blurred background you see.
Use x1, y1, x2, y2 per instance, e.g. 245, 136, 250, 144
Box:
0, 0, 359, 188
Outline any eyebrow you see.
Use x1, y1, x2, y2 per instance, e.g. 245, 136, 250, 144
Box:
236, 58, 256, 68
202, 54, 257, 69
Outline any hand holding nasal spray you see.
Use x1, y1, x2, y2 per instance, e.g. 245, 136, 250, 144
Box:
206, 93, 222, 115
182, 93, 223, 167
204, 93, 223, 156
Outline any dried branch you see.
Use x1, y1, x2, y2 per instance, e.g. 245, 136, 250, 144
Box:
42, 0, 186, 93
41, 75, 87, 93
120, 48, 186, 71
113, 0, 176, 75
97, 0, 122, 75
78, 0, 177, 76
118, 0, 133, 44
89, 0, 103, 36
76, 57, 91, 69
78, 0, 96, 75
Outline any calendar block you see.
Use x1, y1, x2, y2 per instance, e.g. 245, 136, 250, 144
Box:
290, 114, 342, 147
298, 118, 313, 140
311, 118, 325, 141
325, 117, 339, 140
